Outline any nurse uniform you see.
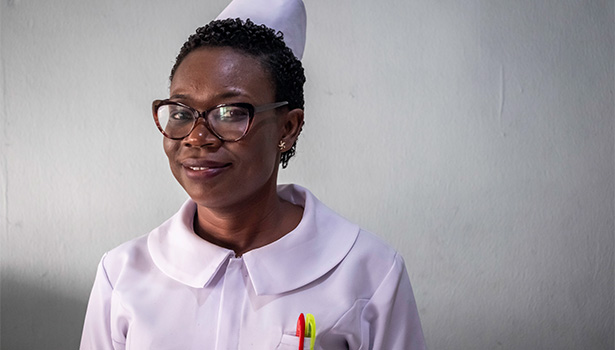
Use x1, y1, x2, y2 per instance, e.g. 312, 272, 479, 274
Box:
80, 184, 426, 349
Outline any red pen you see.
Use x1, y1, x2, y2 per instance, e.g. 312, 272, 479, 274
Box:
296, 313, 305, 349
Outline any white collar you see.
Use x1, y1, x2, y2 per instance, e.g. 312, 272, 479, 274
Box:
148, 184, 359, 295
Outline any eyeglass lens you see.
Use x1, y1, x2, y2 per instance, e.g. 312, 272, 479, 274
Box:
156, 104, 250, 140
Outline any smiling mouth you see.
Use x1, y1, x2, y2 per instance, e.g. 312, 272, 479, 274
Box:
182, 162, 231, 175
188, 166, 212, 171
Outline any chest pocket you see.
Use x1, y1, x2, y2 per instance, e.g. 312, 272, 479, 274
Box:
275, 334, 313, 350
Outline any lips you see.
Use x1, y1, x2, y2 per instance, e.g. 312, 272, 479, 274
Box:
181, 159, 230, 168
187, 166, 211, 171
180, 158, 231, 178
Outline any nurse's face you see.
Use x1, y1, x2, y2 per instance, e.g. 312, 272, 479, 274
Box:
164, 47, 294, 210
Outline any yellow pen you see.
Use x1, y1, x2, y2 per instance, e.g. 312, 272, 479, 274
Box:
305, 313, 316, 350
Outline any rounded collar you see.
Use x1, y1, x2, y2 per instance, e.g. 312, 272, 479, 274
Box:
148, 184, 360, 294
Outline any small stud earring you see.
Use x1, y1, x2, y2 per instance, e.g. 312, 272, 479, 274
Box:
278, 140, 286, 151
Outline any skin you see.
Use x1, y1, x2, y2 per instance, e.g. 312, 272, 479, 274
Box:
164, 47, 304, 256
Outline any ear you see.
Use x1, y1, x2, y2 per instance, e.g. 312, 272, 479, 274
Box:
279, 108, 304, 151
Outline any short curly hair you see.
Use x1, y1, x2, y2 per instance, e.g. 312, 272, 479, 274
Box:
170, 18, 306, 168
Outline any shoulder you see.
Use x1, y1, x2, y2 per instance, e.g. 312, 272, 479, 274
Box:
353, 228, 400, 261
99, 234, 152, 286
99, 199, 196, 286
343, 228, 404, 283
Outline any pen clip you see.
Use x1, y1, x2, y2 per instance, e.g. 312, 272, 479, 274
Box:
296, 313, 305, 350
305, 313, 316, 350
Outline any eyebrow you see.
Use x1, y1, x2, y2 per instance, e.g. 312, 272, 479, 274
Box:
169, 90, 246, 101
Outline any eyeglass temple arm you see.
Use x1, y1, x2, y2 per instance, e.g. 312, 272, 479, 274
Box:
254, 101, 289, 113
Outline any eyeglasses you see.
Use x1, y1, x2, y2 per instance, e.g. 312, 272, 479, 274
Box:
152, 100, 289, 142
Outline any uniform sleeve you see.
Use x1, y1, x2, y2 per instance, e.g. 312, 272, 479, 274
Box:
80, 254, 116, 350
361, 253, 426, 350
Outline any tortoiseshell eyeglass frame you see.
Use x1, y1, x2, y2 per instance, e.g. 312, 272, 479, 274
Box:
152, 99, 289, 142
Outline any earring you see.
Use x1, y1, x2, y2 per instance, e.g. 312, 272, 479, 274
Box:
278, 140, 286, 151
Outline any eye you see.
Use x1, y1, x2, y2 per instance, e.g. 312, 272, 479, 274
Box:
169, 109, 193, 121
216, 106, 249, 122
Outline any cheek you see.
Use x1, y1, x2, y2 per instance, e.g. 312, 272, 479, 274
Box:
163, 139, 184, 184
236, 122, 279, 163
249, 140, 280, 172
232, 135, 277, 170
163, 138, 178, 160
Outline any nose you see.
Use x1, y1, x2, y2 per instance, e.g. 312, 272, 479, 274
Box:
182, 119, 221, 148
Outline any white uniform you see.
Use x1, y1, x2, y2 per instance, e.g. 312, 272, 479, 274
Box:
80, 184, 425, 349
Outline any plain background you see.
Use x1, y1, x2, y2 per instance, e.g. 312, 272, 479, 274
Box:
1, 0, 613, 349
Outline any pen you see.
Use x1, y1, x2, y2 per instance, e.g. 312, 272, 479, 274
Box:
296, 313, 305, 350
305, 313, 316, 350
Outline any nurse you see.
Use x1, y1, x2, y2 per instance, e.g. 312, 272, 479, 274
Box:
80, 0, 425, 349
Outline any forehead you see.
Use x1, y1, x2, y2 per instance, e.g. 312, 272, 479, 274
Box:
170, 47, 275, 102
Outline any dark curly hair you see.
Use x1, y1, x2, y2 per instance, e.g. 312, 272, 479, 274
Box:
170, 18, 306, 168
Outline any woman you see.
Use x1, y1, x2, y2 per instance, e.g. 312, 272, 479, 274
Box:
80, 18, 425, 350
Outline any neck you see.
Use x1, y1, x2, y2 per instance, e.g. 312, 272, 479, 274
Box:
193, 183, 303, 256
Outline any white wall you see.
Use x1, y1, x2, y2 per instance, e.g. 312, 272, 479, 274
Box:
1, 0, 613, 349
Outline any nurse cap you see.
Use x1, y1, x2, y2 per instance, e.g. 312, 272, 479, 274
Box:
215, 0, 307, 59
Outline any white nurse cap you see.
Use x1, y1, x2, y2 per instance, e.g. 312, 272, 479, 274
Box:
215, 0, 307, 59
